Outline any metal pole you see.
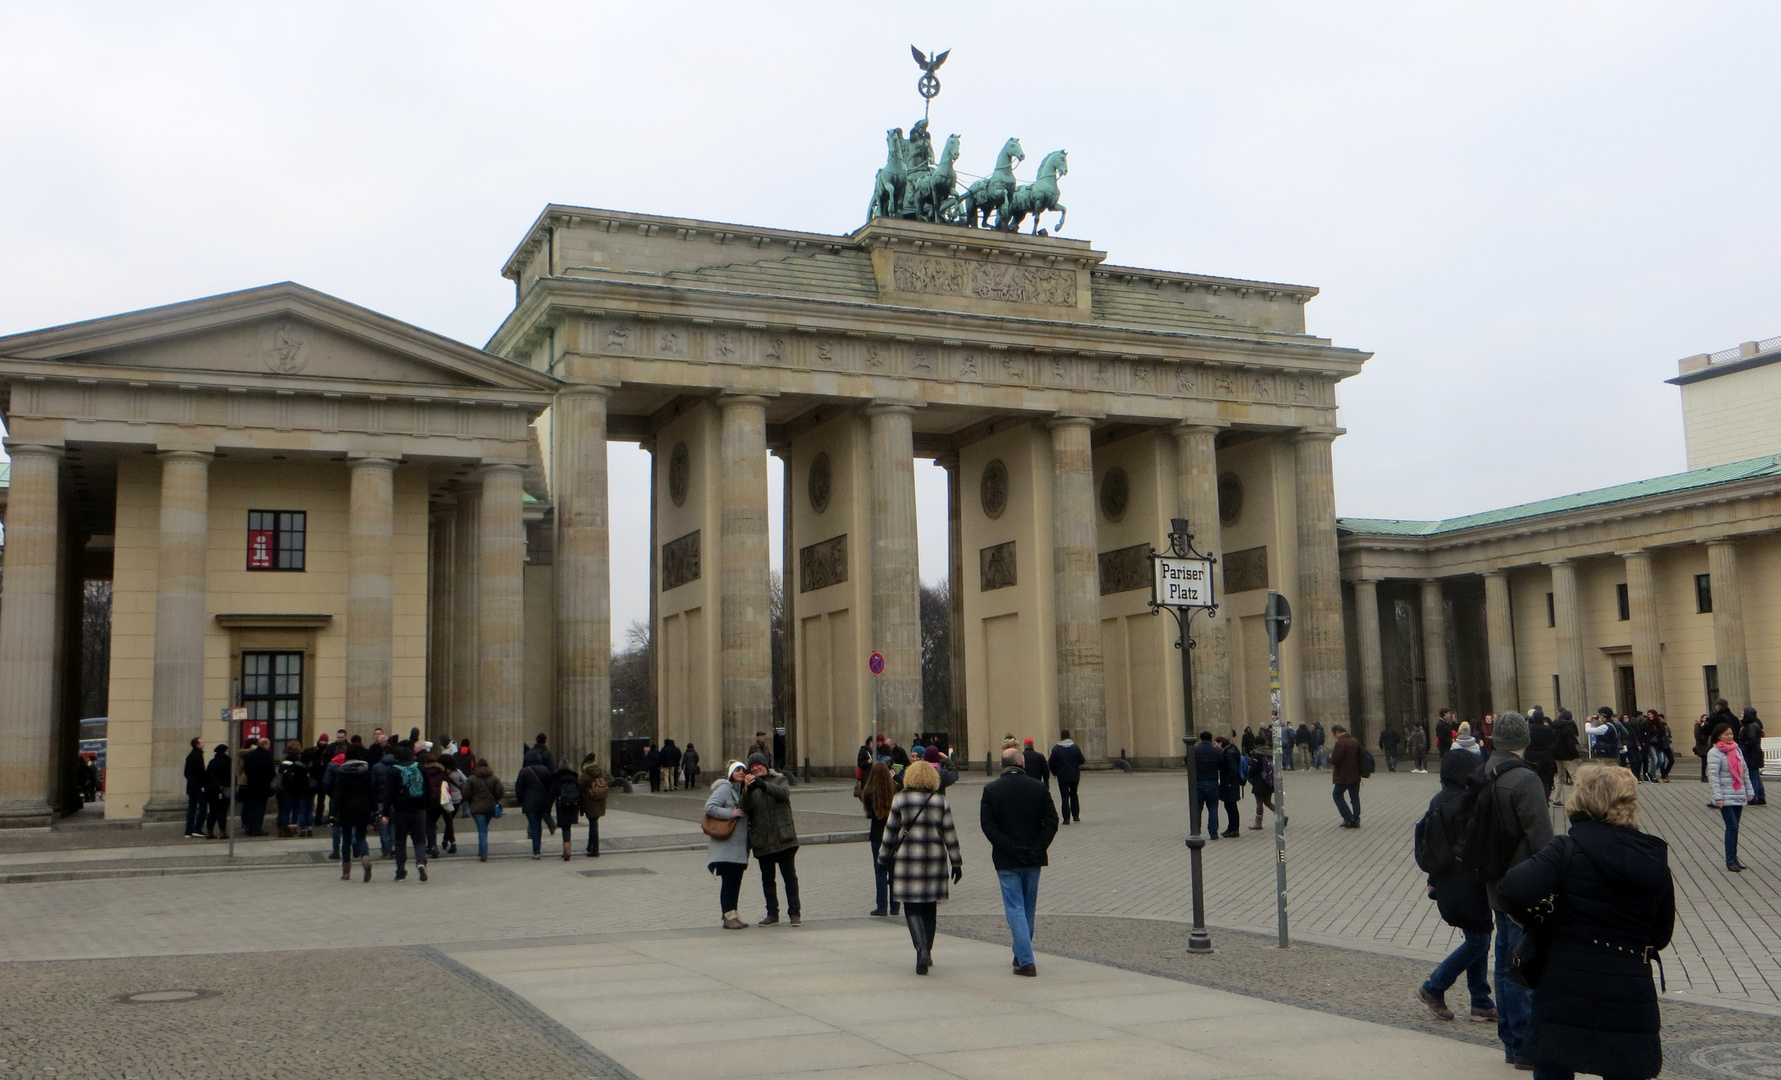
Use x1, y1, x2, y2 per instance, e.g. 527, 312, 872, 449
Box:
1268, 591, 1288, 948
227, 722, 238, 861
1179, 607, 1211, 953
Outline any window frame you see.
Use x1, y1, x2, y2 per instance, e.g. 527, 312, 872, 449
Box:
246, 510, 307, 572
1694, 573, 1713, 614
241, 650, 304, 746
1615, 582, 1630, 622
1545, 592, 1556, 628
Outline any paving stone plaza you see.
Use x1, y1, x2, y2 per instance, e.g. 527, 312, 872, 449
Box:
2, 768, 1776, 1080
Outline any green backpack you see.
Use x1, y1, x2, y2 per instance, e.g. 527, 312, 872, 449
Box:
396, 762, 424, 799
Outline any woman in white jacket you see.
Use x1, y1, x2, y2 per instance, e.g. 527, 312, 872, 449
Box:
1707, 723, 1752, 872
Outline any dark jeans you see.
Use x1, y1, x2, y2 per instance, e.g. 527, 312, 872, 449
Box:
585, 816, 600, 855
1423, 926, 1493, 1008
276, 791, 310, 829
206, 796, 230, 835
1195, 781, 1221, 835
758, 847, 801, 917
338, 823, 369, 868
648, 768, 662, 792
1414, 752, 1428, 771
524, 810, 547, 854
426, 805, 456, 851
1494, 911, 1533, 1061
903, 900, 937, 955
240, 797, 268, 835
1385, 752, 1398, 772
713, 861, 746, 914
472, 812, 492, 857
390, 809, 427, 876
185, 794, 206, 835
1722, 805, 1743, 864
1332, 782, 1360, 824
378, 809, 394, 855
1058, 778, 1080, 821
1220, 795, 1240, 834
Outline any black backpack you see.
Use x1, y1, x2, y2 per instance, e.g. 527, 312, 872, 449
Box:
1359, 748, 1376, 779
1459, 758, 1533, 881
1414, 802, 1461, 877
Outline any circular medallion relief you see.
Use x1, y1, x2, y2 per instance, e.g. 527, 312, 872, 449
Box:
980, 459, 1009, 519
807, 452, 832, 514
1217, 472, 1243, 525
1100, 466, 1130, 522
668, 442, 690, 507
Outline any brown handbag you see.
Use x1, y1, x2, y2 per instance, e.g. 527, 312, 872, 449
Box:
702, 813, 738, 840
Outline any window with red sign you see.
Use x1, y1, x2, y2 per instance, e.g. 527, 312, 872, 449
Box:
246, 510, 306, 571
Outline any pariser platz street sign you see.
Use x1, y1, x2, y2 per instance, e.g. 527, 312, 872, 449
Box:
1153, 555, 1216, 609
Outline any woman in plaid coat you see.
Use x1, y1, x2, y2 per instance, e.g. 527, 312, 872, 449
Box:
877, 759, 963, 974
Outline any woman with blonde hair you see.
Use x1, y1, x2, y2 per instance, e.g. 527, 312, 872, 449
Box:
861, 762, 899, 917
1498, 764, 1674, 1080
877, 758, 963, 974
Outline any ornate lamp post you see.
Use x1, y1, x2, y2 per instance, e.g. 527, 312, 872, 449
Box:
1150, 517, 1218, 953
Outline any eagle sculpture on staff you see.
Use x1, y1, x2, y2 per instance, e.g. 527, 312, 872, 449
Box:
911, 45, 948, 103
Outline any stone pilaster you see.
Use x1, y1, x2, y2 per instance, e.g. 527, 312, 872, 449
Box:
478, 465, 525, 783
1549, 560, 1587, 713
1291, 431, 1350, 729
1622, 550, 1665, 716
1048, 416, 1106, 760
1174, 423, 1231, 736
450, 483, 482, 750
1707, 540, 1749, 709
426, 501, 456, 732
0, 444, 62, 824
719, 393, 772, 762
1483, 571, 1519, 714
347, 457, 397, 735
1352, 578, 1385, 746
552, 386, 612, 765
1419, 579, 1451, 718
147, 450, 212, 816
773, 447, 796, 765
867, 403, 922, 742
939, 453, 967, 758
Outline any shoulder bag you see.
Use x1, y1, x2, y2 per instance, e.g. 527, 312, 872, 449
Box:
702, 811, 739, 839
1507, 836, 1575, 989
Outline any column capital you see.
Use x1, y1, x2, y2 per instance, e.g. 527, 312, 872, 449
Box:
1482, 568, 1509, 579
1615, 548, 1652, 561
1172, 421, 1227, 439
555, 382, 614, 400
0, 441, 62, 460
1290, 427, 1344, 445
155, 448, 215, 464
1705, 538, 1739, 551
718, 389, 777, 408
347, 455, 400, 471
1543, 558, 1574, 568
476, 461, 524, 481
1045, 412, 1099, 431
1353, 576, 1381, 586
864, 400, 922, 419
1421, 577, 1445, 587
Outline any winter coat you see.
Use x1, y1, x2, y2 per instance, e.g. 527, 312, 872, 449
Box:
205, 752, 232, 799
1550, 716, 1581, 761
277, 756, 309, 797
704, 777, 749, 864
578, 762, 609, 818
658, 743, 682, 770
979, 767, 1058, 871
552, 765, 582, 827
877, 788, 963, 904
1481, 751, 1555, 908
681, 748, 700, 776
421, 761, 447, 806
1498, 819, 1674, 1080
740, 771, 798, 857
1192, 741, 1222, 783
1021, 747, 1050, 785
328, 760, 376, 828
1047, 740, 1085, 784
1407, 728, 1429, 759
1435, 719, 1457, 753
184, 747, 207, 797
523, 744, 555, 771
1740, 709, 1766, 773
515, 761, 555, 816
1328, 733, 1362, 785
1247, 751, 1275, 795
462, 766, 505, 817
1421, 751, 1491, 932
371, 754, 397, 808
240, 747, 275, 800
1708, 744, 1750, 807
1218, 745, 1245, 798
1378, 728, 1402, 754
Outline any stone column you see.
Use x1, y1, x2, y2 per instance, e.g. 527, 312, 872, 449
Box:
1292, 431, 1350, 728
1707, 540, 1750, 709
347, 457, 397, 735
552, 386, 612, 765
1174, 423, 1231, 736
426, 502, 456, 732
478, 465, 525, 784
0, 444, 62, 824
1048, 416, 1106, 760
939, 453, 967, 760
450, 482, 482, 749
719, 393, 772, 762
1549, 560, 1587, 714
645, 441, 659, 744
147, 450, 212, 816
867, 403, 922, 743
773, 448, 796, 766
1622, 550, 1666, 716
1352, 578, 1386, 747
1420, 579, 1451, 718
1483, 571, 1519, 714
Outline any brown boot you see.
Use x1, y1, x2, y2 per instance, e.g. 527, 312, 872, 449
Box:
341, 862, 351, 880
562, 841, 571, 862
362, 856, 373, 883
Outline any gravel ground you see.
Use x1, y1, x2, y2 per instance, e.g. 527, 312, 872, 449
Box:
941, 914, 1781, 1080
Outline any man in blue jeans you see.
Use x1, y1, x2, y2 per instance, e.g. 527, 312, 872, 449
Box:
980, 745, 1059, 977
1417, 748, 1496, 1023
1476, 712, 1551, 1069
1192, 731, 1224, 837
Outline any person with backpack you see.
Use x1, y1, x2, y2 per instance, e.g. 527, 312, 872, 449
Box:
551, 761, 582, 862
516, 752, 555, 859
1247, 744, 1277, 829
1415, 747, 1495, 1023
386, 743, 430, 882
578, 753, 610, 857
420, 751, 451, 857
461, 759, 505, 862
1464, 711, 1552, 1069
1215, 736, 1244, 839
1328, 724, 1363, 828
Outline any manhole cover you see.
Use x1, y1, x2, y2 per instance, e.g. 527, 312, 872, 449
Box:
113, 989, 218, 1005
1691, 1042, 1781, 1079
577, 867, 655, 878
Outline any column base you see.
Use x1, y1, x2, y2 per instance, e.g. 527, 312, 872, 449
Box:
0, 800, 56, 828
140, 797, 192, 823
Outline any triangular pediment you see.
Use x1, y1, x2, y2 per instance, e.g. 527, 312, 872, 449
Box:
0, 283, 559, 395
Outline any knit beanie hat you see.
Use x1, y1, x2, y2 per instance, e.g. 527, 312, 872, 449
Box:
727, 760, 748, 779
1493, 711, 1530, 752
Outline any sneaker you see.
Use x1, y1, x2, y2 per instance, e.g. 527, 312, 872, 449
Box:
722, 916, 748, 930
1417, 987, 1454, 1021
868, 909, 888, 917
418, 864, 428, 882
1470, 1005, 1498, 1022
789, 915, 801, 926
393, 872, 407, 881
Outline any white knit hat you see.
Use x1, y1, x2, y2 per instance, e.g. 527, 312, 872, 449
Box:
726, 760, 748, 779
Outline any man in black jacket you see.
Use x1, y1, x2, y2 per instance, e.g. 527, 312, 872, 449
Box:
1021, 739, 1050, 788
1048, 731, 1085, 824
183, 738, 208, 837
981, 747, 1059, 977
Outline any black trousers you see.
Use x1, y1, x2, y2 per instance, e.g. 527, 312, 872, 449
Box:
713, 861, 746, 914
1058, 779, 1080, 821
648, 768, 662, 792
757, 846, 801, 917
390, 809, 427, 875
1220, 795, 1241, 834
425, 804, 456, 850
903, 901, 937, 953
585, 816, 600, 855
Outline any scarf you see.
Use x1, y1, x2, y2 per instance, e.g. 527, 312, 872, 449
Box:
1716, 736, 1746, 791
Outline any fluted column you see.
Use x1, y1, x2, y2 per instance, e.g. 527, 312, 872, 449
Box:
1420, 579, 1451, 718
1048, 415, 1106, 760
1549, 560, 1587, 713
450, 483, 482, 750
1174, 423, 1231, 737
147, 450, 212, 816
478, 464, 525, 784
1483, 570, 1519, 714
719, 393, 772, 762
939, 453, 967, 757
1707, 541, 1749, 709
553, 386, 612, 765
347, 457, 397, 735
0, 444, 62, 824
775, 448, 796, 766
1353, 578, 1385, 747
1622, 551, 1665, 716
1292, 431, 1350, 728
425, 501, 456, 732
867, 403, 922, 743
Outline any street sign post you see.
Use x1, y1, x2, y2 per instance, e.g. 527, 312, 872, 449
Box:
867, 651, 884, 747
1265, 591, 1292, 947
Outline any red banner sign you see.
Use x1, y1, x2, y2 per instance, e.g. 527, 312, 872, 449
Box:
247, 530, 274, 569
242, 719, 268, 745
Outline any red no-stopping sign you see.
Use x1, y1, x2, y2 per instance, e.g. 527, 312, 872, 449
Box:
868, 652, 885, 675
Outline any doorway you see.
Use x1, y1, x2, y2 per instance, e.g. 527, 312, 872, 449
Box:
1616, 665, 1637, 717
242, 651, 304, 746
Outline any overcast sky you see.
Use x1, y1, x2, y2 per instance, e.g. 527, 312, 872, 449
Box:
4, 3, 1777, 648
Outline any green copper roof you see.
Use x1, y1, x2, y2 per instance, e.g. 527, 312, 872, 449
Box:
1339, 453, 1781, 538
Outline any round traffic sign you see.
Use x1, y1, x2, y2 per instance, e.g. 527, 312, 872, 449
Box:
868, 652, 885, 675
